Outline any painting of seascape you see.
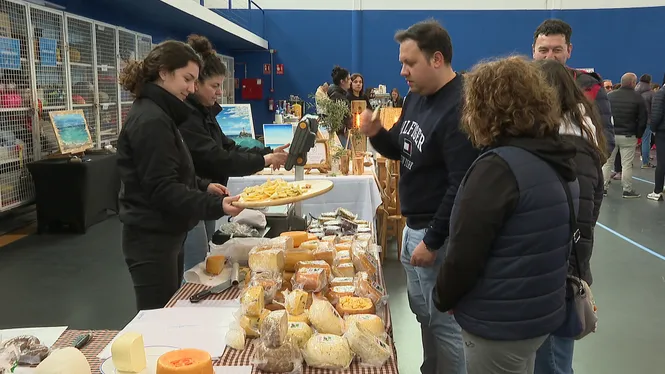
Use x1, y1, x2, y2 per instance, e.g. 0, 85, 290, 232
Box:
216, 104, 255, 140
48, 110, 93, 154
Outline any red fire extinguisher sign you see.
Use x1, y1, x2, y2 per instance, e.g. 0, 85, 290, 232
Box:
263, 63, 271, 75
276, 64, 284, 75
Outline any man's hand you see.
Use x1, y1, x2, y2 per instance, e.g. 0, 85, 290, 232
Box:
274, 143, 290, 153
360, 108, 383, 137
265, 152, 288, 170
207, 183, 229, 196
222, 195, 244, 216
410, 240, 437, 267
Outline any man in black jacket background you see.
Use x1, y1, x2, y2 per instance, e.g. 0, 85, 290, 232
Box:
647, 84, 665, 201
602, 73, 647, 198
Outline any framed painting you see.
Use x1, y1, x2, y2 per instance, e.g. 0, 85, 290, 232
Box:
216, 104, 256, 140
48, 110, 93, 155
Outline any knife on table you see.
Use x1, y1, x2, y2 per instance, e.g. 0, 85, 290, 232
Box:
189, 279, 232, 303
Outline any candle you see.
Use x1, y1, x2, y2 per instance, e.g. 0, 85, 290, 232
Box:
355, 113, 360, 128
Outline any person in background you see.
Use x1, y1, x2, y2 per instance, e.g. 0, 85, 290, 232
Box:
612, 83, 621, 91
315, 82, 329, 114
434, 56, 577, 374
604, 73, 647, 198
116, 40, 243, 311
390, 87, 404, 107
652, 83, 661, 91
532, 19, 615, 156
647, 82, 665, 201
361, 19, 477, 374
178, 35, 289, 273
603, 79, 613, 92
635, 74, 655, 168
327, 66, 352, 147
347, 73, 372, 109
534, 58, 607, 374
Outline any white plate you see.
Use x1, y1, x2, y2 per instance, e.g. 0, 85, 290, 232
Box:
100, 346, 179, 374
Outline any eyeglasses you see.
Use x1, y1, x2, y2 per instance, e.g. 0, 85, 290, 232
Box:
604, 86, 612, 90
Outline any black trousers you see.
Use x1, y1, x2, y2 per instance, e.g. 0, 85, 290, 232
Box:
655, 135, 665, 193
122, 224, 187, 311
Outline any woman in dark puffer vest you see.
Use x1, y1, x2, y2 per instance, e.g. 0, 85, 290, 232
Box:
534, 59, 608, 374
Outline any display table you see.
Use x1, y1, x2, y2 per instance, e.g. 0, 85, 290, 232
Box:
227, 174, 382, 222
27, 154, 119, 233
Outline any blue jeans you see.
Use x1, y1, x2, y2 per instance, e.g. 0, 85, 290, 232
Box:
183, 220, 217, 273
534, 335, 575, 374
400, 226, 466, 374
642, 126, 652, 165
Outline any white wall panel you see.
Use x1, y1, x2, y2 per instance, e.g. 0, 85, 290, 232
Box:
218, 0, 665, 10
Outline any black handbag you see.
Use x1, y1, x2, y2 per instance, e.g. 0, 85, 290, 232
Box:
552, 176, 599, 340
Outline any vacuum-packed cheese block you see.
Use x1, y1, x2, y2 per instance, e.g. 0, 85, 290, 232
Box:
247, 271, 282, 304
204, 255, 226, 275
307, 233, 318, 241
283, 271, 295, 283
285, 289, 309, 315
35, 347, 91, 374
334, 242, 352, 253
270, 236, 294, 251
339, 235, 355, 243
286, 322, 313, 348
302, 334, 353, 370
225, 325, 246, 350
355, 272, 386, 305
313, 242, 335, 265
335, 251, 352, 265
239, 309, 270, 337
294, 260, 331, 280
251, 340, 302, 373
260, 310, 289, 348
293, 267, 327, 292
284, 248, 315, 272
344, 314, 386, 340
299, 240, 319, 251
333, 263, 355, 278
248, 248, 285, 273
240, 285, 265, 317
111, 332, 147, 373
344, 321, 391, 367
330, 277, 355, 287
327, 286, 355, 305
280, 231, 308, 247
321, 235, 339, 245
156, 348, 213, 374
309, 297, 344, 335
336, 296, 375, 316
353, 247, 379, 278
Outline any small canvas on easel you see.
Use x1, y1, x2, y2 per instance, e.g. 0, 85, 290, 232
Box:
48, 110, 93, 154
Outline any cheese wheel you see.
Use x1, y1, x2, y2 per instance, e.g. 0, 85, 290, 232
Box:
302, 334, 353, 370
287, 311, 310, 325
336, 296, 375, 316
35, 347, 91, 374
344, 314, 386, 340
299, 240, 319, 251
270, 236, 294, 251
293, 267, 327, 292
241, 285, 265, 317
344, 321, 391, 367
111, 332, 147, 373
284, 249, 315, 272
285, 289, 309, 315
334, 263, 355, 278
330, 277, 355, 287
261, 310, 289, 348
156, 348, 213, 374
204, 255, 225, 275
252, 340, 302, 373
286, 322, 312, 348
309, 298, 344, 335
280, 231, 308, 247
248, 248, 285, 273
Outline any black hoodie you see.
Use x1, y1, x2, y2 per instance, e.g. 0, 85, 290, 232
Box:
434, 136, 576, 312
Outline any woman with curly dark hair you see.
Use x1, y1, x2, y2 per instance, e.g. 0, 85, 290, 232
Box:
433, 56, 579, 373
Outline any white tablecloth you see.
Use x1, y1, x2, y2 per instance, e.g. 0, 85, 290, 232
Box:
226, 174, 382, 222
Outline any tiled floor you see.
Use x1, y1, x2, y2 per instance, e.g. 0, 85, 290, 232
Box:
0, 161, 664, 373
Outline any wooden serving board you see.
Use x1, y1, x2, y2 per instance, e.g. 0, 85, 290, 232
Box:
232, 179, 334, 208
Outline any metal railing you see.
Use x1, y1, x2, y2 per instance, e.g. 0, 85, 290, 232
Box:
209, 0, 265, 39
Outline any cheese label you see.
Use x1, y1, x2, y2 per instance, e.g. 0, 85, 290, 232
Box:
372, 281, 385, 294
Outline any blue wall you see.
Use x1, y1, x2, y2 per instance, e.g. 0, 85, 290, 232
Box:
227, 7, 665, 134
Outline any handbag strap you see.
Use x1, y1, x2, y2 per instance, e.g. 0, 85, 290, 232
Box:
555, 173, 583, 279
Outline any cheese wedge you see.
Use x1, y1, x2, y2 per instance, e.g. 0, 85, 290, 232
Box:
111, 332, 147, 373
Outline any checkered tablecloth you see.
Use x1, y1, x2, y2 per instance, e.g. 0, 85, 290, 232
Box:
52, 262, 399, 373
